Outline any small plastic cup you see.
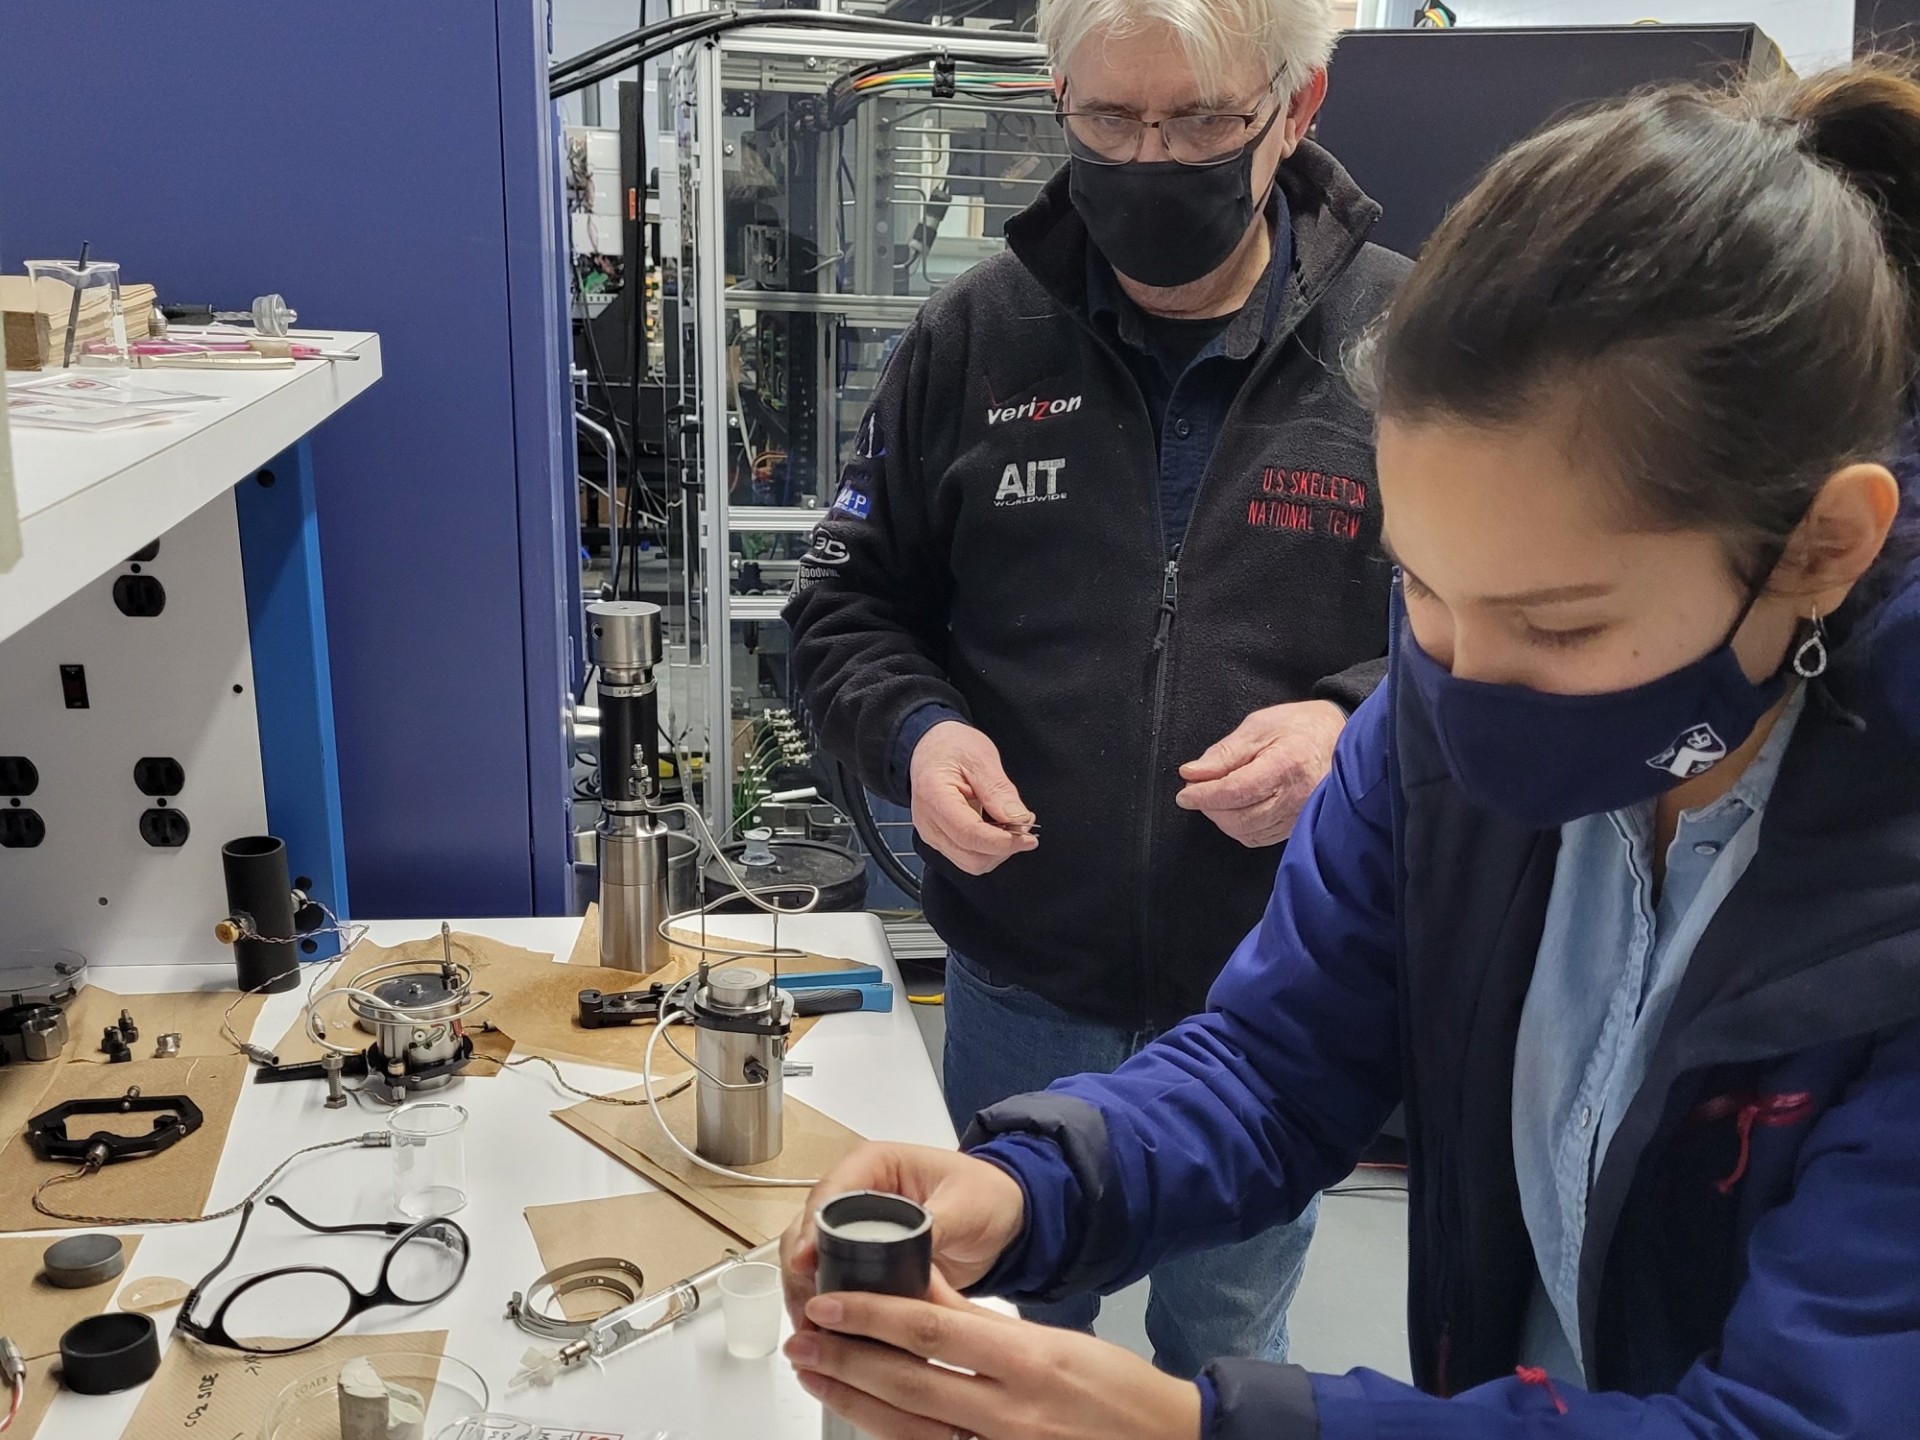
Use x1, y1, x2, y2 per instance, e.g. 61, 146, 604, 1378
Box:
388, 1101, 469, 1219
718, 1261, 783, 1358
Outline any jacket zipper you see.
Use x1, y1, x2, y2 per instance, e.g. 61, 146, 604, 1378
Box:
1136, 544, 1181, 1017
1066, 272, 1315, 1025
1153, 548, 1181, 651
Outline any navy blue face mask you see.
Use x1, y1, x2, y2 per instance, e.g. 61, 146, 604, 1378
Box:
1399, 607, 1790, 829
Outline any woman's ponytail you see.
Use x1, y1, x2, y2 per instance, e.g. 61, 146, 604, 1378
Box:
1775, 61, 1920, 342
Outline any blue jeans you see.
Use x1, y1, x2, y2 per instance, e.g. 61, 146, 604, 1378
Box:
943, 951, 1319, 1379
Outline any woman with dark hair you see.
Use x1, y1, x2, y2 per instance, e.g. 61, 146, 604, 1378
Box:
776, 60, 1920, 1440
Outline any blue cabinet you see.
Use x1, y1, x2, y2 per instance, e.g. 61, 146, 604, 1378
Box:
0, 2, 579, 916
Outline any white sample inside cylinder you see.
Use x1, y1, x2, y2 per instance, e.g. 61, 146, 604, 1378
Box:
828, 1219, 920, 1242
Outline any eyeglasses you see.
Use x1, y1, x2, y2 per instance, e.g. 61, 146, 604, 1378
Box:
1057, 74, 1285, 167
176, 1196, 470, 1355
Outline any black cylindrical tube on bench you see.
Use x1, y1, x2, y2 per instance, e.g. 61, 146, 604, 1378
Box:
814, 1191, 933, 1298
221, 835, 300, 994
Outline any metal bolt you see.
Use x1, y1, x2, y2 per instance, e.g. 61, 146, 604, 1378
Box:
322, 1052, 347, 1110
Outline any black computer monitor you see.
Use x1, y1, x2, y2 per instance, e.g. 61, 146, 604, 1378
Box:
1314, 25, 1782, 258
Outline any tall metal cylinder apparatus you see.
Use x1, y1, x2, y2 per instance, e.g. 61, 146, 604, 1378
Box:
587, 602, 671, 973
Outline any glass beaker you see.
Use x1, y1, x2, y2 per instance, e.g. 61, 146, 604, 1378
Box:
25, 259, 129, 371
388, 1101, 469, 1219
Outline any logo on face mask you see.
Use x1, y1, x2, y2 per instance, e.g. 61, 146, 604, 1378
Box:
1647, 724, 1729, 779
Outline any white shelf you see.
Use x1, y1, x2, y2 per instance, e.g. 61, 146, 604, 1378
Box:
0, 331, 382, 646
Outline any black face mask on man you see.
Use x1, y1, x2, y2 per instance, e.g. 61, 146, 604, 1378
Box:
1067, 95, 1286, 289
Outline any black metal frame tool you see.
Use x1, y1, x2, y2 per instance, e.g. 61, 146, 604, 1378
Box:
25, 1087, 204, 1165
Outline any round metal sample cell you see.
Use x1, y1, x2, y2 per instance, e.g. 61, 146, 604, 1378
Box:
705, 965, 772, 1013
349, 970, 468, 1036
585, 600, 663, 674
43, 1233, 125, 1289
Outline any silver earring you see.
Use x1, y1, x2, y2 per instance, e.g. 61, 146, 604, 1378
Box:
1792, 608, 1829, 679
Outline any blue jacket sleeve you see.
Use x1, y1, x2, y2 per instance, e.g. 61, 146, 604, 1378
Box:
1202, 1021, 1920, 1440
962, 683, 1401, 1301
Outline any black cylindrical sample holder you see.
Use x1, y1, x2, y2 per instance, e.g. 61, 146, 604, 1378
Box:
814, 1191, 933, 1298
597, 681, 658, 810
59, 1312, 160, 1394
586, 602, 662, 815
221, 835, 300, 994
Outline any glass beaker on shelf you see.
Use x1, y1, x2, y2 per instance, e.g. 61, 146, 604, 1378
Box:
25, 258, 130, 372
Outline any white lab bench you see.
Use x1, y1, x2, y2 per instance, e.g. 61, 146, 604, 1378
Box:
21, 910, 948, 1440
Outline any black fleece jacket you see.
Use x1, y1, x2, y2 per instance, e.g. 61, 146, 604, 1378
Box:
786, 143, 1410, 1028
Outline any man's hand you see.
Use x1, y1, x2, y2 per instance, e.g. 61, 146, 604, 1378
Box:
910, 721, 1039, 876
786, 1273, 1203, 1440
1175, 700, 1346, 847
780, 1143, 1028, 1331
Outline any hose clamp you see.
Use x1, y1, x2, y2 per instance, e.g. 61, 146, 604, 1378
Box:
506, 1257, 647, 1341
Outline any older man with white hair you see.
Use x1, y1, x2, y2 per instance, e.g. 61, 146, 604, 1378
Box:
787, 0, 1406, 1374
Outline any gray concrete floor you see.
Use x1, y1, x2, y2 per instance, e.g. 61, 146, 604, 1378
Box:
908, 985, 1412, 1381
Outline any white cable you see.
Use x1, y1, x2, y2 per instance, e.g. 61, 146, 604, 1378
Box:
641, 1005, 816, 1188
485, 1052, 693, 1108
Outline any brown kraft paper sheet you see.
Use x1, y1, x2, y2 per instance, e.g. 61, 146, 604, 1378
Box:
120, 1329, 449, 1440
0, 1054, 249, 1232
65, 984, 265, 1067
0, 983, 262, 1170
0, 1233, 144, 1359
270, 932, 552, 1070
6, 1357, 59, 1440
522, 1190, 743, 1321
0, 1061, 66, 1174
553, 1083, 865, 1246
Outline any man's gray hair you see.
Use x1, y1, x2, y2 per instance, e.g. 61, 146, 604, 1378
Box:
1038, 0, 1337, 101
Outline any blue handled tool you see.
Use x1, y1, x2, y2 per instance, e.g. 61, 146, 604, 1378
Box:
790, 982, 893, 1015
